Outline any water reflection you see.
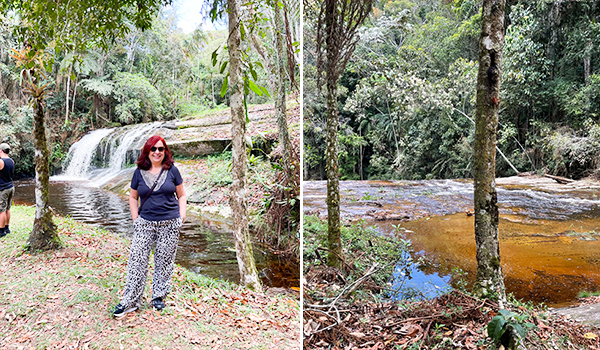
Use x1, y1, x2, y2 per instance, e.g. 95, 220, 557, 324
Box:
15, 179, 298, 288
303, 178, 600, 307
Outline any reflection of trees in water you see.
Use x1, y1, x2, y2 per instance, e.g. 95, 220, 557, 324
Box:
15, 180, 299, 288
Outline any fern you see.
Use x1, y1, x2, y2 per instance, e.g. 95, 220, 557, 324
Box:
80, 77, 114, 96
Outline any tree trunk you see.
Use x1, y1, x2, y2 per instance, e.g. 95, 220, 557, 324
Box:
272, 1, 293, 178
228, 0, 262, 292
28, 97, 59, 251
71, 75, 78, 119
211, 73, 215, 106
584, 40, 592, 84
325, 0, 342, 268
326, 76, 341, 268
250, 34, 276, 93
93, 93, 99, 118
472, 0, 506, 301
65, 66, 71, 125
359, 128, 363, 180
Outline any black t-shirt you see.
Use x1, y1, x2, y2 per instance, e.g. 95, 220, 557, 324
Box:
0, 158, 14, 191
131, 165, 183, 221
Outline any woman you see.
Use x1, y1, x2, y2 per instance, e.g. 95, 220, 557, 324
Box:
113, 135, 186, 317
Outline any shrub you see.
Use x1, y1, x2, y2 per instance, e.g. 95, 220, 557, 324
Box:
113, 72, 164, 124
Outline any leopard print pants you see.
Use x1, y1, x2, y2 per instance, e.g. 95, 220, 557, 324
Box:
119, 216, 182, 309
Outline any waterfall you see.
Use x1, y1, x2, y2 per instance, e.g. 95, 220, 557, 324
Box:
55, 122, 164, 185
61, 128, 115, 179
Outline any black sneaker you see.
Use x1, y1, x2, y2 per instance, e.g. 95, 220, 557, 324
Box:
152, 298, 166, 311
4, 227, 9, 235
113, 303, 137, 318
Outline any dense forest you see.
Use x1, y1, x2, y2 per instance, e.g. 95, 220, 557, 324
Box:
304, 0, 600, 181
0, 5, 280, 177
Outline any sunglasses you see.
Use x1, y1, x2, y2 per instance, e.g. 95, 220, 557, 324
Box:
150, 147, 165, 152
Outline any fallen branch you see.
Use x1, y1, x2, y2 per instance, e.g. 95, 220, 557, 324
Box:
304, 308, 341, 335
315, 247, 353, 271
384, 299, 487, 329
544, 174, 574, 184
306, 263, 380, 312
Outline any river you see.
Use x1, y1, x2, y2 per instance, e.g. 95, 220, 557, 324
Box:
303, 177, 600, 307
30, 124, 299, 289
14, 178, 298, 289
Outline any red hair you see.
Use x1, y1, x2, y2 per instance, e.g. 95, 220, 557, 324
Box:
136, 135, 174, 170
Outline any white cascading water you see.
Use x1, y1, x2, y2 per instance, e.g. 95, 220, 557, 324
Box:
56, 122, 164, 185
110, 123, 161, 170
60, 128, 115, 179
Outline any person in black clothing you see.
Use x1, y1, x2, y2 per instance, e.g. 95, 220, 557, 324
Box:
0, 143, 14, 238
113, 135, 186, 318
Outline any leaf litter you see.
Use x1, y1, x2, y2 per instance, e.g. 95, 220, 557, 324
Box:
304, 281, 600, 350
0, 206, 300, 349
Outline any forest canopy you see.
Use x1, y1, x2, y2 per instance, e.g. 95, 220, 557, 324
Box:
304, 0, 600, 181
0, 3, 274, 177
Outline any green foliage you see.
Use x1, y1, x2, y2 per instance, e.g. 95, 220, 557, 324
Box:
113, 72, 164, 124
79, 77, 114, 96
535, 119, 600, 178
195, 151, 233, 192
577, 290, 600, 298
0, 105, 35, 176
305, 0, 600, 180
502, 5, 552, 130
487, 309, 535, 347
0, 0, 167, 54
303, 215, 412, 292
563, 75, 600, 124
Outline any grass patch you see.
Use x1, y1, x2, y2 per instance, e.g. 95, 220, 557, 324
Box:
0, 205, 300, 349
179, 103, 228, 121
303, 214, 412, 298
578, 290, 600, 298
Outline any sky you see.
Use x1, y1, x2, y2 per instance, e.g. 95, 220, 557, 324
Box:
169, 0, 224, 33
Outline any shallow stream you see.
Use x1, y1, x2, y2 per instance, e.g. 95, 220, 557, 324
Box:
15, 179, 298, 289
303, 177, 600, 307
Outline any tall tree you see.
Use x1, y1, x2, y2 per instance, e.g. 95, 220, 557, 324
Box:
272, 0, 293, 178
227, 0, 262, 291
311, 0, 373, 268
1, 0, 168, 251
472, 0, 506, 301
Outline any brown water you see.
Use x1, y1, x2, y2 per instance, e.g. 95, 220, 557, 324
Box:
303, 177, 600, 307
15, 179, 299, 289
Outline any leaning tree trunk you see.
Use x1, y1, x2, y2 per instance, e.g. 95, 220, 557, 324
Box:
28, 97, 59, 251
228, 0, 262, 292
472, 0, 506, 301
65, 66, 71, 125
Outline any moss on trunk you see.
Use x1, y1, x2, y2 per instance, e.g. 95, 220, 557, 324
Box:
472, 0, 506, 301
228, 0, 262, 292
273, 1, 292, 180
27, 97, 60, 252
325, 79, 342, 268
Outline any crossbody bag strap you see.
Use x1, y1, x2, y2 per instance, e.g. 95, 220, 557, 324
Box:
138, 167, 166, 214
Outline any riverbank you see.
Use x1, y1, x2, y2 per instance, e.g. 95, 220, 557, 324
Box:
0, 205, 300, 349
303, 215, 600, 349
303, 175, 600, 306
